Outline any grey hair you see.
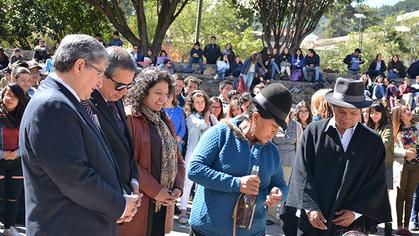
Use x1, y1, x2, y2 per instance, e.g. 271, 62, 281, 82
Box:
105, 46, 138, 77
53, 34, 109, 72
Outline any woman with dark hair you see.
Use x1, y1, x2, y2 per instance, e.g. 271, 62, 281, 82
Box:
295, 100, 312, 130
367, 101, 394, 235
187, 83, 290, 236
279, 47, 292, 77
269, 48, 281, 80
225, 99, 242, 120
179, 90, 217, 224
157, 50, 169, 66
0, 48, 9, 70
290, 48, 305, 81
120, 67, 185, 236
223, 43, 236, 64
145, 49, 157, 66
368, 53, 387, 79
241, 52, 263, 91
209, 96, 224, 121
0, 84, 27, 236
240, 92, 252, 113
388, 54, 406, 80
163, 88, 186, 150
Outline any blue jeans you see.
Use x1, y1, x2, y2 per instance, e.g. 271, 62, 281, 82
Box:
217, 68, 227, 80
271, 62, 280, 80
303, 66, 320, 82
244, 72, 255, 91
348, 69, 360, 77
412, 184, 419, 225
188, 58, 204, 71
389, 70, 401, 80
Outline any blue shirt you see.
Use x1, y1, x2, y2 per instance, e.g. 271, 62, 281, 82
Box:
164, 106, 186, 148
188, 119, 288, 236
350, 57, 361, 71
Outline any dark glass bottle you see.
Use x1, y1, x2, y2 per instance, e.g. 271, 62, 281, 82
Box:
235, 165, 259, 230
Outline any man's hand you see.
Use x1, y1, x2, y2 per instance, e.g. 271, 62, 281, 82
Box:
332, 210, 355, 227
116, 194, 139, 223
130, 179, 142, 207
265, 187, 282, 207
240, 175, 260, 196
2, 151, 12, 160
307, 210, 328, 230
155, 188, 176, 206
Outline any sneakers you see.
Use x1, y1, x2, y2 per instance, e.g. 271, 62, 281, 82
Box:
178, 213, 189, 224
3, 226, 20, 236
409, 222, 419, 231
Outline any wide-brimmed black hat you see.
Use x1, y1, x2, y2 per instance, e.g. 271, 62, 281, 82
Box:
325, 77, 372, 109
252, 83, 292, 129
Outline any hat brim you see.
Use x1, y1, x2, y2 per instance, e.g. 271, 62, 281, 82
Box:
325, 91, 373, 109
253, 99, 288, 130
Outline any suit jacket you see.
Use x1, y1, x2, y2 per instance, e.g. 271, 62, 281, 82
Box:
90, 89, 139, 192
19, 76, 126, 236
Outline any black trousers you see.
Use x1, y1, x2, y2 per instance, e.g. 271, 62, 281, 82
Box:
147, 202, 167, 236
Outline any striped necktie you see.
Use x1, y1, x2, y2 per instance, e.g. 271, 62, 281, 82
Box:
81, 100, 99, 128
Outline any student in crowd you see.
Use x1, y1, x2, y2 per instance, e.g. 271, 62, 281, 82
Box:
343, 48, 365, 76
367, 101, 394, 235
33, 39, 49, 63
269, 48, 281, 81
173, 74, 186, 107
361, 107, 370, 125
0, 84, 27, 236
372, 75, 386, 100
0, 68, 12, 88
94, 32, 107, 47
179, 90, 217, 224
108, 31, 124, 47
384, 77, 399, 109
368, 53, 386, 79
253, 83, 265, 95
204, 36, 222, 65
8, 49, 23, 68
310, 88, 332, 121
216, 55, 230, 81
228, 90, 241, 102
158, 59, 174, 75
295, 100, 312, 130
131, 45, 144, 65
399, 78, 413, 109
388, 54, 406, 80
223, 43, 236, 64
225, 98, 242, 120
240, 92, 252, 113
392, 105, 419, 236
303, 49, 321, 83
188, 83, 290, 236
164, 88, 187, 149
291, 48, 304, 71
209, 96, 224, 121
279, 47, 292, 77
241, 52, 262, 92
157, 50, 169, 66
123, 67, 185, 236
11, 67, 31, 98
359, 73, 373, 97
218, 80, 233, 114
268, 109, 303, 225
228, 56, 243, 77
0, 48, 9, 70
187, 42, 204, 73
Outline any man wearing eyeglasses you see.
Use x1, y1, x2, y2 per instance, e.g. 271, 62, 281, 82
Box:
89, 46, 141, 205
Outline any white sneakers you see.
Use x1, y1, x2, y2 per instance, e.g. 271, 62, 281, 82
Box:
3, 226, 20, 236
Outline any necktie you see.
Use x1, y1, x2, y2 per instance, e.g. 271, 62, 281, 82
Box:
81, 100, 99, 128
108, 101, 125, 133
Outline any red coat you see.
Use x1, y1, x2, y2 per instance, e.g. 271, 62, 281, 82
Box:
119, 111, 185, 236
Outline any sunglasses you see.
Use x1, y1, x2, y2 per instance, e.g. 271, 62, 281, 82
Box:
105, 73, 135, 91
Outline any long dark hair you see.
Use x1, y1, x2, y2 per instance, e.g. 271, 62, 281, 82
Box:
0, 84, 27, 127
210, 96, 224, 121
184, 90, 210, 117
367, 101, 389, 131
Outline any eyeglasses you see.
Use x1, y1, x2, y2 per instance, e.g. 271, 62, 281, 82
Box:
105, 72, 135, 91
85, 62, 105, 77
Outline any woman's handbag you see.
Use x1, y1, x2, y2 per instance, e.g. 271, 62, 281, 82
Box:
237, 75, 246, 93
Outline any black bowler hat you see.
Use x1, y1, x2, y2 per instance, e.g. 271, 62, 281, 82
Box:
325, 77, 372, 109
252, 83, 292, 129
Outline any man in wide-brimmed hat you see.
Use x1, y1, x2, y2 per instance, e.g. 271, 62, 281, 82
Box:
284, 77, 392, 235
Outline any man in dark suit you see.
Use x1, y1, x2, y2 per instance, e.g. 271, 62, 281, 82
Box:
90, 46, 140, 197
19, 34, 139, 236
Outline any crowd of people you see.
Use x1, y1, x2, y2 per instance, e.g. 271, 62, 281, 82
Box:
0, 31, 419, 236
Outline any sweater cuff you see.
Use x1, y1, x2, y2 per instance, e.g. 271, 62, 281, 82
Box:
232, 177, 241, 193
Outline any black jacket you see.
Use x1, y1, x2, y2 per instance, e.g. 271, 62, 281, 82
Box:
304, 54, 320, 67
343, 54, 365, 69
388, 60, 406, 77
286, 119, 391, 235
368, 60, 386, 72
204, 43, 222, 64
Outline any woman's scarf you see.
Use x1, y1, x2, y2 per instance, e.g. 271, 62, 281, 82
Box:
141, 106, 178, 211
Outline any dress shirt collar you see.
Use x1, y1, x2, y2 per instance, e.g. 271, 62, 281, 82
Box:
50, 73, 81, 102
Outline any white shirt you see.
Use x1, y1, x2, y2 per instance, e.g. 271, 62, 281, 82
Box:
50, 73, 81, 102
324, 118, 358, 152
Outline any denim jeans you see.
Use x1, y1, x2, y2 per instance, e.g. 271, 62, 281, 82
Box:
244, 72, 255, 91
217, 68, 226, 80
411, 184, 419, 225
270, 62, 280, 80
188, 58, 204, 71
389, 70, 401, 80
303, 66, 320, 82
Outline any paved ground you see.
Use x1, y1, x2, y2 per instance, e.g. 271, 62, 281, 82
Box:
2, 189, 419, 235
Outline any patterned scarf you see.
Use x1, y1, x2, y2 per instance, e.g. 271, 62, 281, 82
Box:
141, 106, 178, 211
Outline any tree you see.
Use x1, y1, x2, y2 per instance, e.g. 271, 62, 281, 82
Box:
84, 0, 191, 53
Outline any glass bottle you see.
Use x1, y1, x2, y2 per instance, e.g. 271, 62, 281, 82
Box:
235, 165, 259, 230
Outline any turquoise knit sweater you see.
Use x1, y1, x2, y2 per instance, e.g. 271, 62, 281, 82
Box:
188, 119, 288, 236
